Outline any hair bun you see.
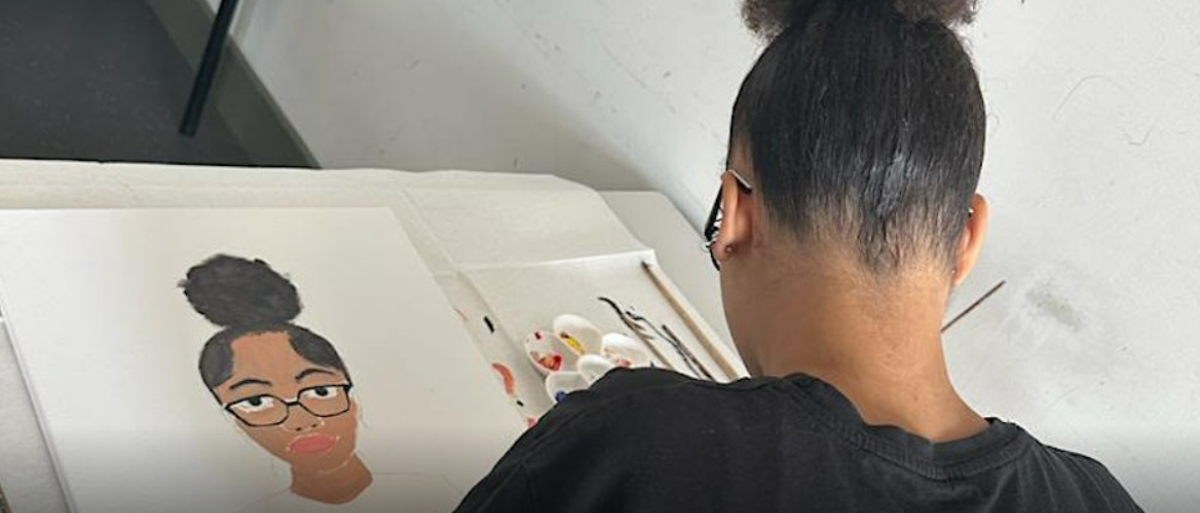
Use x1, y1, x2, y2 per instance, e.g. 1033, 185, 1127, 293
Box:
180, 254, 301, 328
742, 0, 818, 41
743, 0, 976, 40
893, 0, 976, 25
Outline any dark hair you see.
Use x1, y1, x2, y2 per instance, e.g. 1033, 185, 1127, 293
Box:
732, 0, 985, 274
180, 255, 349, 390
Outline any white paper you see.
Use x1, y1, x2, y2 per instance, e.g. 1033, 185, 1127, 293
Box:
0, 209, 523, 513
404, 188, 649, 267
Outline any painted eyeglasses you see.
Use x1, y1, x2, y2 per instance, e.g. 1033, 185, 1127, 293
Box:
223, 383, 354, 427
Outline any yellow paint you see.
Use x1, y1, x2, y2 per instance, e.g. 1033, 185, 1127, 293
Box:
559, 333, 586, 354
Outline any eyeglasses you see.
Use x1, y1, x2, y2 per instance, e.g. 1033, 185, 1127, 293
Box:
703, 170, 754, 271
702, 171, 975, 272
223, 383, 354, 427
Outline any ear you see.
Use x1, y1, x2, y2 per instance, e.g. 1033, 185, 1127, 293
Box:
952, 194, 989, 286
713, 172, 754, 267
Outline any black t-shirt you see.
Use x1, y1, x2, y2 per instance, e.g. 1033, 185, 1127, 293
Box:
454, 368, 1142, 512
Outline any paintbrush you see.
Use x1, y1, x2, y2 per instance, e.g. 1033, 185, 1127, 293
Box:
623, 308, 713, 381
642, 262, 741, 379
599, 297, 713, 380
598, 297, 678, 373
660, 324, 716, 381
942, 280, 1006, 333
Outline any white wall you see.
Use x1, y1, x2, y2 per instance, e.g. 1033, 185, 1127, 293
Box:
208, 0, 755, 201
214, 0, 1199, 509
949, 2, 1200, 511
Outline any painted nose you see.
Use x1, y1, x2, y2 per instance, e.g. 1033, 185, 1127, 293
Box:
283, 403, 323, 432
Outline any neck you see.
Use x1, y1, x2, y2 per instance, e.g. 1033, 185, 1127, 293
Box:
291, 454, 372, 504
748, 260, 987, 442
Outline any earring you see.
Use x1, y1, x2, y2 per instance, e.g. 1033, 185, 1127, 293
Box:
724, 244, 735, 255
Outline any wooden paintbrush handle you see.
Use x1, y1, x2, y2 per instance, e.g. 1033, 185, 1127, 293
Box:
642, 261, 744, 380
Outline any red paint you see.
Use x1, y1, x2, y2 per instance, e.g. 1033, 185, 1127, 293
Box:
492, 362, 516, 396
288, 434, 336, 454
536, 354, 563, 372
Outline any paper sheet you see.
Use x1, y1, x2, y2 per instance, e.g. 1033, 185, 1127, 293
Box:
403, 187, 649, 267
0, 208, 523, 513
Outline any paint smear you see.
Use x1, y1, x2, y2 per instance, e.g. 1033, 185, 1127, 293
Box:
492, 362, 517, 398
484, 316, 496, 334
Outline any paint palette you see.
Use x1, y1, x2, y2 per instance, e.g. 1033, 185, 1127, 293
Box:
600, 333, 651, 368
577, 354, 617, 385
523, 330, 577, 374
522, 314, 659, 403
544, 371, 588, 404
552, 314, 603, 355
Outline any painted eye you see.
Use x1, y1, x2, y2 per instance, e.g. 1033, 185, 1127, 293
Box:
302, 386, 341, 401
230, 395, 275, 413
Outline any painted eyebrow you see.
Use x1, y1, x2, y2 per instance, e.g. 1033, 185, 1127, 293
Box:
228, 378, 272, 391
295, 368, 336, 382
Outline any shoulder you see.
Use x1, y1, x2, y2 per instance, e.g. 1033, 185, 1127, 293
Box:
545, 368, 782, 424
1037, 445, 1143, 512
459, 369, 825, 512
516, 368, 791, 459
584, 366, 782, 401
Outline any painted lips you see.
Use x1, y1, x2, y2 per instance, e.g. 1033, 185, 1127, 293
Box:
288, 433, 337, 454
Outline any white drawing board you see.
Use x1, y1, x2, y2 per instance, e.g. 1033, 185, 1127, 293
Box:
0, 209, 524, 513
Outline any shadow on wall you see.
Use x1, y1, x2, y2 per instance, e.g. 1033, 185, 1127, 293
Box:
226, 0, 650, 191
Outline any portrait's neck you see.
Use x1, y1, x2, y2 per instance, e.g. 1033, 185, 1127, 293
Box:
290, 454, 373, 505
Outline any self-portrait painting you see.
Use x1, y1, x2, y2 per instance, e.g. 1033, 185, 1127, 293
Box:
182, 254, 454, 511
0, 209, 523, 513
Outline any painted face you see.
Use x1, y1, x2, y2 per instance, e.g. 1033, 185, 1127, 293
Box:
211, 332, 359, 472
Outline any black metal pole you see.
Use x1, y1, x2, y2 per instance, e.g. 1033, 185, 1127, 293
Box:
180, 0, 241, 136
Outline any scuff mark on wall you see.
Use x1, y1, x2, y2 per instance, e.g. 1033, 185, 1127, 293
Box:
1118, 121, 1157, 147
1027, 280, 1084, 332
1051, 75, 1133, 121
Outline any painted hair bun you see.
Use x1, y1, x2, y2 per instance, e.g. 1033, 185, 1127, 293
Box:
743, 0, 976, 40
180, 254, 301, 328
